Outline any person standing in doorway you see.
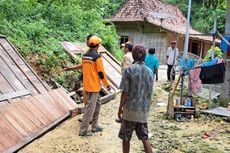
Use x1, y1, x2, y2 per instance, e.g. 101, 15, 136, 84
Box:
145, 48, 159, 82
65, 35, 111, 136
118, 44, 154, 153
166, 41, 179, 81
121, 42, 134, 74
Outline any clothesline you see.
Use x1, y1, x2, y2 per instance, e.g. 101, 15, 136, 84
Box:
173, 59, 226, 73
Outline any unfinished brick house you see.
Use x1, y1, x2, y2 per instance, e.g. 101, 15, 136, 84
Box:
110, 0, 217, 64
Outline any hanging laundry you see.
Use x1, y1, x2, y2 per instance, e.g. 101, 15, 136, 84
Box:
217, 59, 224, 64
220, 36, 230, 52
179, 59, 196, 75
201, 58, 218, 67
200, 63, 225, 84
179, 59, 196, 69
189, 67, 202, 93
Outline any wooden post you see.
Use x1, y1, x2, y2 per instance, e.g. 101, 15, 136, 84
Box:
167, 32, 178, 117
197, 42, 203, 65
221, 0, 230, 100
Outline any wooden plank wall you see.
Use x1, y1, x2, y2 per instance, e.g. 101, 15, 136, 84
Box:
117, 30, 167, 64
0, 88, 77, 153
0, 36, 50, 103
115, 21, 168, 64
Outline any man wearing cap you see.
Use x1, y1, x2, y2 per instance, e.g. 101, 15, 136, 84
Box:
121, 42, 134, 74
166, 41, 179, 81
65, 35, 111, 136
118, 44, 153, 153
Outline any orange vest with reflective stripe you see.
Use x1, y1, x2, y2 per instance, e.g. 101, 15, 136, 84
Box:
82, 50, 109, 92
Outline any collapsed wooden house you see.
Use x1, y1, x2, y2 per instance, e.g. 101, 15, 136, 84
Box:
62, 41, 122, 103
110, 0, 218, 64
0, 35, 78, 153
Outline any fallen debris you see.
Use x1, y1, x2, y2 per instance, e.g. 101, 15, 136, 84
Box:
0, 36, 78, 153
200, 107, 230, 118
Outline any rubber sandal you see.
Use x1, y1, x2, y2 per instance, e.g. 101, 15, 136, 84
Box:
92, 127, 103, 133
115, 118, 122, 123
79, 130, 93, 136
79, 132, 93, 137
78, 118, 92, 124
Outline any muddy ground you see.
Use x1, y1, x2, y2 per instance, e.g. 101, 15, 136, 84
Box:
19, 68, 230, 153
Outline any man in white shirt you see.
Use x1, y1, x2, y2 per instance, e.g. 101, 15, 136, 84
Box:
166, 41, 179, 81
116, 42, 134, 123
121, 42, 134, 74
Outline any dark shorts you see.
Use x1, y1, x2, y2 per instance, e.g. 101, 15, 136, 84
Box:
118, 120, 149, 141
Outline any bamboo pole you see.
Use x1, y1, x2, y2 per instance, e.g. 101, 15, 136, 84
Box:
181, 0, 192, 104
209, 18, 217, 103
183, 0, 192, 60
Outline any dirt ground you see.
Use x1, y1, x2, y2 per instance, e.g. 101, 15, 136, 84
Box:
19, 67, 230, 153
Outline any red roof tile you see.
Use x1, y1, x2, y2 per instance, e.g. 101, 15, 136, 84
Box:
110, 0, 218, 43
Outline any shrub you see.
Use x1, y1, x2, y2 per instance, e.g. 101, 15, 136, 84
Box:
0, 0, 124, 90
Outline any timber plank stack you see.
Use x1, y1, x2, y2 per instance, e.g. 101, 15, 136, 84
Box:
0, 35, 78, 153
100, 52, 122, 89
62, 41, 122, 93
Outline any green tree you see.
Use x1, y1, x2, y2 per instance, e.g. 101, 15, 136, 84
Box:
0, 0, 124, 90
163, 0, 227, 34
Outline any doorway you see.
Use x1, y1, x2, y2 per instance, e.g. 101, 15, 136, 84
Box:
191, 42, 199, 55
